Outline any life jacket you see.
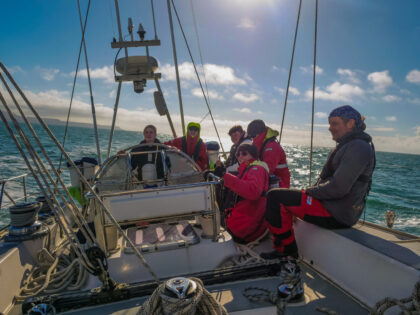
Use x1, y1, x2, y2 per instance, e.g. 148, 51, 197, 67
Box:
255, 128, 288, 173
181, 136, 203, 162
225, 161, 269, 209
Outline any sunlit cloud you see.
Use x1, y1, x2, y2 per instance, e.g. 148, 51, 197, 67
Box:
306, 82, 364, 102
382, 95, 400, 102
289, 86, 300, 96
337, 68, 360, 84
160, 62, 247, 86
35, 66, 60, 81
300, 65, 324, 75
385, 116, 397, 121
237, 17, 256, 29
408, 98, 420, 104
191, 88, 224, 100
406, 69, 420, 84
233, 107, 252, 113
367, 70, 392, 93
72, 65, 115, 83
233, 93, 259, 103
315, 112, 328, 118
8, 66, 24, 74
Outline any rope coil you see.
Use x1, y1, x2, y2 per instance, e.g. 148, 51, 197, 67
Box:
137, 277, 227, 315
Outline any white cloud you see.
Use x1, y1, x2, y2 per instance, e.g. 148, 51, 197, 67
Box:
382, 95, 400, 102
35, 66, 59, 81
72, 65, 114, 83
237, 17, 256, 29
109, 90, 116, 98
289, 86, 300, 96
233, 93, 259, 103
233, 107, 252, 113
337, 68, 360, 84
160, 62, 247, 86
367, 70, 392, 93
315, 112, 328, 118
385, 116, 397, 121
306, 82, 364, 102
370, 127, 395, 132
272, 65, 279, 71
8, 66, 24, 74
408, 98, 420, 104
10, 86, 420, 155
406, 69, 420, 84
300, 65, 324, 75
275, 87, 285, 94
191, 88, 224, 100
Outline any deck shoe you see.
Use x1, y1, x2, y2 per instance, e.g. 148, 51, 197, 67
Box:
260, 250, 298, 261
277, 260, 304, 302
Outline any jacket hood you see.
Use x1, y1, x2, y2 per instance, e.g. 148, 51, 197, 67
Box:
187, 122, 201, 139
265, 127, 279, 140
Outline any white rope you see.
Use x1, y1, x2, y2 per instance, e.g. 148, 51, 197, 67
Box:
15, 248, 88, 301
137, 277, 227, 315
218, 229, 269, 267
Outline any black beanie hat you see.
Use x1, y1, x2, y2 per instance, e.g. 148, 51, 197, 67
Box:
247, 119, 266, 137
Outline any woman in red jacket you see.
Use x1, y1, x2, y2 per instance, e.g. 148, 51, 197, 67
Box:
164, 122, 208, 171
223, 144, 269, 243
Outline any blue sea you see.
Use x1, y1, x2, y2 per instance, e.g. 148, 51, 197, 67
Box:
1, 123, 419, 236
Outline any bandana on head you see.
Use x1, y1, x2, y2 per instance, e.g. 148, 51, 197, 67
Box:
329, 105, 362, 129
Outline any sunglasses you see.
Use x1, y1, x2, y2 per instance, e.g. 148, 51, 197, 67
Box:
189, 127, 199, 132
236, 151, 249, 157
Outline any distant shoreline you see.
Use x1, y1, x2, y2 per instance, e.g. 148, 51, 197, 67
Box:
1, 116, 121, 131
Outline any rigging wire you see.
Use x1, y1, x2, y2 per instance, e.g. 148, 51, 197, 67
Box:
170, 0, 227, 158
279, 0, 302, 143
0, 63, 159, 282
57, 0, 92, 173
107, 0, 117, 39
190, 0, 212, 118
77, 0, 102, 165
167, 0, 186, 136
150, 0, 158, 39
309, 0, 319, 185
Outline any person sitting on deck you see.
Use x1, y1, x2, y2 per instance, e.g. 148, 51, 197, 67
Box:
222, 144, 269, 244
165, 122, 209, 171
247, 119, 291, 189
261, 105, 376, 302
224, 125, 252, 174
130, 125, 166, 182
206, 141, 221, 171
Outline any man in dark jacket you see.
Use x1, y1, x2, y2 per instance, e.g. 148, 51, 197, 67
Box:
262, 105, 376, 302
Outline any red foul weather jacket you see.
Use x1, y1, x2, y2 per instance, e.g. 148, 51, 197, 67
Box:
165, 135, 208, 171
223, 159, 269, 243
252, 127, 290, 188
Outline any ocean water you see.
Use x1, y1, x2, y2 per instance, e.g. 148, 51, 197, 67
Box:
0, 123, 419, 236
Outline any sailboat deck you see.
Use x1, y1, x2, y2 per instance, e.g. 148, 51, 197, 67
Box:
62, 262, 368, 314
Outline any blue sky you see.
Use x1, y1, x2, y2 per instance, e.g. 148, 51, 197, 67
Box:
1, 0, 419, 154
